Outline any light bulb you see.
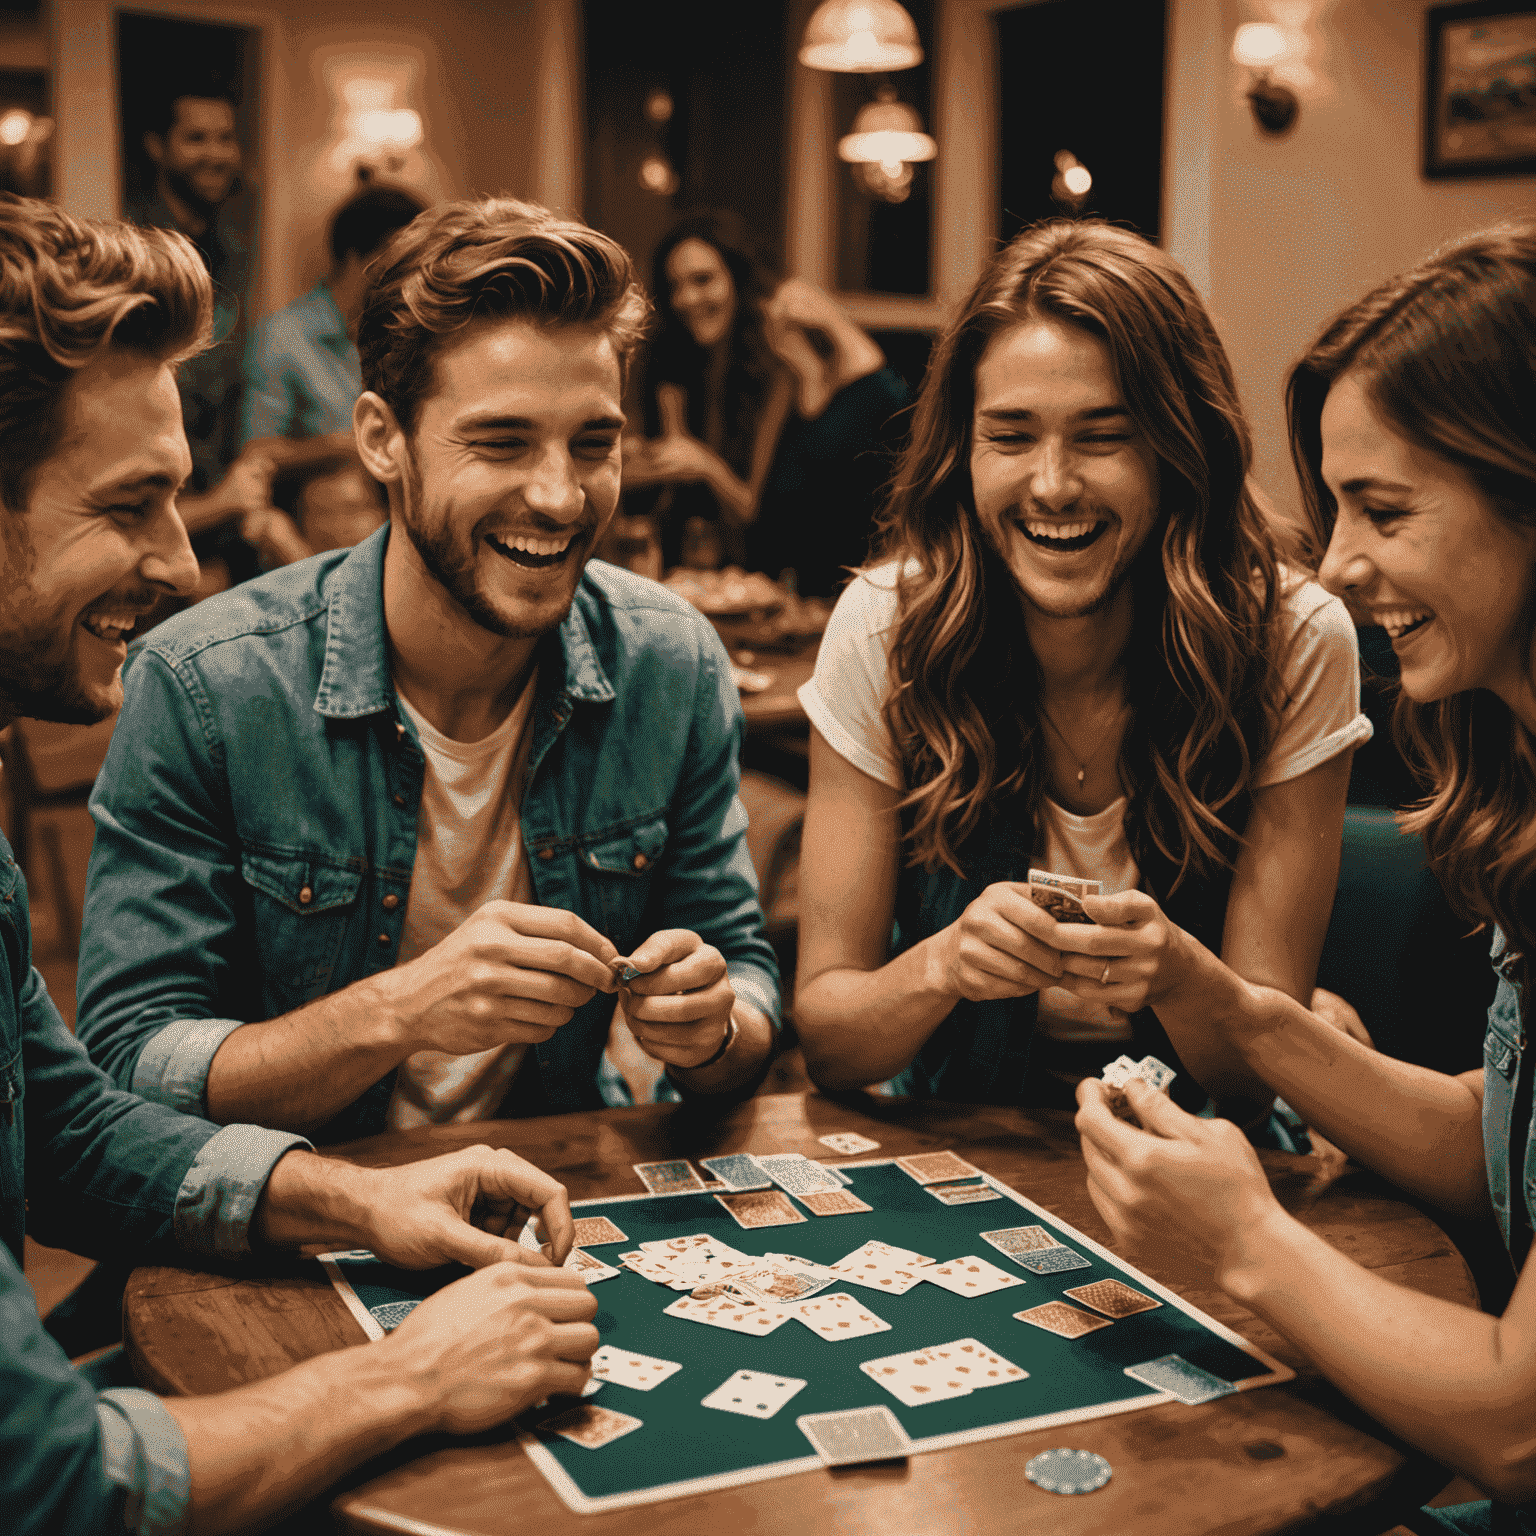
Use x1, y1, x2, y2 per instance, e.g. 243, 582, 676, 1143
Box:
0, 109, 31, 147
1062, 164, 1092, 195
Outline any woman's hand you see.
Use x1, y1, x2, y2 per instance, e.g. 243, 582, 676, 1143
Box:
1051, 889, 1201, 1016
1074, 1077, 1286, 1279
938, 882, 1067, 1002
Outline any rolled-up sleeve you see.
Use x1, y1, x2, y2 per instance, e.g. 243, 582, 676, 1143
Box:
96, 1388, 191, 1536
174, 1122, 312, 1261
132, 1015, 248, 1116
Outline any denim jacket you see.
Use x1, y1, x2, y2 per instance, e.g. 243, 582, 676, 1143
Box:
1484, 929, 1536, 1266
0, 828, 306, 1534
77, 526, 779, 1139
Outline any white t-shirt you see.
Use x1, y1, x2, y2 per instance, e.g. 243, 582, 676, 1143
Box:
799, 559, 1374, 1042
385, 672, 540, 1129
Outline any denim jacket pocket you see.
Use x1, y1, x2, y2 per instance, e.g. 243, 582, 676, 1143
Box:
574, 815, 668, 950
240, 846, 363, 1009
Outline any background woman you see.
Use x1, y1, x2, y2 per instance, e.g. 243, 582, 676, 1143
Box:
624, 209, 908, 594
793, 219, 1370, 1131
1074, 222, 1536, 1533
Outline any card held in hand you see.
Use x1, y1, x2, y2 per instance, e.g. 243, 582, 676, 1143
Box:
1026, 867, 1101, 924
797, 1405, 912, 1466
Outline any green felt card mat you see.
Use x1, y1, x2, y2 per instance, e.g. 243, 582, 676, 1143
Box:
321, 1161, 1291, 1513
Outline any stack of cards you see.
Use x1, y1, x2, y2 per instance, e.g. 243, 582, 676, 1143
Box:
1101, 1054, 1178, 1120
828, 1239, 935, 1294
860, 1337, 1027, 1406
980, 1225, 1093, 1275
616, 1233, 758, 1291
1027, 867, 1101, 924
894, 1150, 983, 1185
663, 1291, 796, 1336
563, 1247, 622, 1283
725, 1253, 837, 1304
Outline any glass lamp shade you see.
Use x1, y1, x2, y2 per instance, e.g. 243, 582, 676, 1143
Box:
800, 0, 923, 72
838, 90, 936, 171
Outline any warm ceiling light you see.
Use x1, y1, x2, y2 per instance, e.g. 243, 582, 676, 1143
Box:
1232, 22, 1300, 134
838, 86, 936, 176
1062, 164, 1092, 196
1231, 22, 1288, 68
800, 0, 923, 73
0, 109, 31, 147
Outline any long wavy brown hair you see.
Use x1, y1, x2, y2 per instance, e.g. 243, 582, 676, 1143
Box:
1287, 221, 1536, 963
874, 219, 1285, 884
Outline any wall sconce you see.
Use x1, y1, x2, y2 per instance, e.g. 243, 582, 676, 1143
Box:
839, 84, 935, 202
328, 78, 426, 182
800, 0, 923, 72
1050, 149, 1092, 212
1232, 22, 1299, 135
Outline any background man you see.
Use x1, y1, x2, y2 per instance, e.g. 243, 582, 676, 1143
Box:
0, 195, 599, 1536
126, 74, 279, 589
77, 197, 781, 1141
239, 184, 428, 561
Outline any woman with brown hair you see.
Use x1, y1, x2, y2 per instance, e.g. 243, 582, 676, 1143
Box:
1074, 222, 1536, 1532
793, 219, 1368, 1127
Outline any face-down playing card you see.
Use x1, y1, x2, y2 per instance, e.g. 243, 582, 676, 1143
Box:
1013, 1301, 1113, 1339
1064, 1279, 1162, 1318
700, 1369, 808, 1420
1124, 1354, 1237, 1405
894, 1150, 982, 1185
591, 1346, 684, 1390
715, 1190, 808, 1229
798, 1188, 873, 1216
538, 1404, 643, 1449
797, 1406, 912, 1465
632, 1159, 706, 1194
699, 1153, 773, 1191
571, 1216, 629, 1247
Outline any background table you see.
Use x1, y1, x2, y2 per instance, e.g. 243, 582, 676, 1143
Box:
126, 1093, 1478, 1536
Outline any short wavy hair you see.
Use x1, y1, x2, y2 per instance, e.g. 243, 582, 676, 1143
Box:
357, 196, 650, 435
0, 193, 211, 512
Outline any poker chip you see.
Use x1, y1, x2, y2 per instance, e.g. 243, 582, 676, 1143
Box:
1025, 1448, 1113, 1494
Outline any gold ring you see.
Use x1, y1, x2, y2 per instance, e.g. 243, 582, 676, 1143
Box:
1101, 963, 1112, 987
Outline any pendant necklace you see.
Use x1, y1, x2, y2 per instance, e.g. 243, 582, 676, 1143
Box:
1036, 698, 1127, 788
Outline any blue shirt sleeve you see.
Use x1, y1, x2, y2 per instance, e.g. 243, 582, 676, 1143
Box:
96, 1388, 191, 1536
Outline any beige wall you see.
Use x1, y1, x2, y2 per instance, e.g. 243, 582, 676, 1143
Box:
1167, 0, 1536, 519
52, 0, 579, 320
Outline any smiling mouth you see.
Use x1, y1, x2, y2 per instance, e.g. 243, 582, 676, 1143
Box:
1018, 518, 1110, 553
81, 610, 148, 645
1376, 607, 1434, 642
486, 530, 581, 570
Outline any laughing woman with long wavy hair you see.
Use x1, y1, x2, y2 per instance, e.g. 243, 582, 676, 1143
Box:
793, 219, 1370, 1128
1074, 221, 1536, 1534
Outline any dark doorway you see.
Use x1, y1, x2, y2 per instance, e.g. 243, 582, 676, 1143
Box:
995, 0, 1167, 245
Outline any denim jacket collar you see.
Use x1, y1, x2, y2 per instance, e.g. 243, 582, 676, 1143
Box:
311, 524, 617, 723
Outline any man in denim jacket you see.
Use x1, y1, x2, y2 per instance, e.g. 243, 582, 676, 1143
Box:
78, 198, 780, 1141
1, 196, 604, 1536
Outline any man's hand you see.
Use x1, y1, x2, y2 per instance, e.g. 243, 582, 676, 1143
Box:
357, 1145, 578, 1270
379, 902, 619, 1057
383, 1262, 601, 1434
619, 929, 736, 1069
936, 882, 1065, 1002
1074, 1077, 1283, 1278
1052, 889, 1200, 1015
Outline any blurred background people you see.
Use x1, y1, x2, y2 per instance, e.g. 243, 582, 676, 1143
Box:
241, 184, 427, 560
624, 209, 908, 597
125, 72, 278, 593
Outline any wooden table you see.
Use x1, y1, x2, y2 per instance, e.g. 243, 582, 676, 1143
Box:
125, 1093, 1476, 1535
735, 641, 818, 734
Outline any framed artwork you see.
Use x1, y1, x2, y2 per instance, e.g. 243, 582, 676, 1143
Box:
1426, 1, 1536, 177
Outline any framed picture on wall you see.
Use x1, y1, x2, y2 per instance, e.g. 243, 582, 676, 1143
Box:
1426, 0, 1536, 177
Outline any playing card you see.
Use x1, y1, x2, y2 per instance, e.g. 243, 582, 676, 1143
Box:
1102, 1055, 1140, 1088
929, 1337, 1028, 1387
1014, 1245, 1092, 1275
794, 1291, 893, 1341
981, 1224, 1065, 1258
699, 1153, 773, 1191
591, 1346, 684, 1390
1135, 1054, 1177, 1092
920, 1255, 1027, 1298
368, 1299, 419, 1330
538, 1403, 643, 1448
754, 1153, 846, 1195
727, 1263, 834, 1304
571, 1216, 628, 1247
563, 1248, 621, 1282
927, 1181, 1002, 1205
637, 1232, 717, 1256
1013, 1301, 1113, 1338
1124, 1354, 1237, 1405
818, 1131, 881, 1155
663, 1292, 796, 1335
818, 1162, 854, 1186
797, 1405, 912, 1465
828, 1240, 931, 1295
632, 1159, 705, 1195
894, 1150, 982, 1185
617, 1250, 694, 1289
715, 1190, 807, 1229
700, 1368, 808, 1420
1064, 1279, 1162, 1318
1026, 867, 1101, 924
859, 1346, 973, 1407
799, 1188, 873, 1217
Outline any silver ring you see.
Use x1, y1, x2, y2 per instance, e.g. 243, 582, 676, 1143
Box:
1100, 963, 1112, 987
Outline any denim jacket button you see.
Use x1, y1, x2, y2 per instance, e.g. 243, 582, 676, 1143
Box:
377, 932, 392, 946
298, 885, 313, 905
393, 793, 406, 808
538, 847, 554, 860
633, 853, 648, 871
382, 893, 400, 910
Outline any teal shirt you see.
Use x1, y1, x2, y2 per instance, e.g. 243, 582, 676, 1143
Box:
76, 526, 780, 1139
241, 282, 361, 444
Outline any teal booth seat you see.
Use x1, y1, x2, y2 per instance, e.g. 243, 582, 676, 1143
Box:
1315, 805, 1495, 1077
